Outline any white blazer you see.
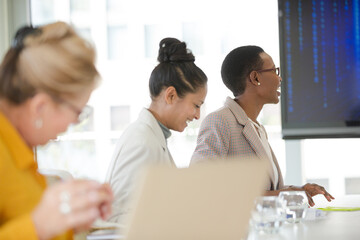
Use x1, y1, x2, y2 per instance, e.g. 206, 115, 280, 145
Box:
105, 108, 174, 223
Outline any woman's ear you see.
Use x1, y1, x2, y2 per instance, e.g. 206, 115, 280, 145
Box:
249, 71, 260, 86
29, 93, 50, 117
164, 86, 178, 104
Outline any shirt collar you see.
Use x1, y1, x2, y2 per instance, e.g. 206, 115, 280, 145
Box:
248, 117, 261, 129
157, 120, 172, 140
224, 97, 249, 125
0, 111, 35, 170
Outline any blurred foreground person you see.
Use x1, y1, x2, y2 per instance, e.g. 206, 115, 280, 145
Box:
0, 22, 113, 240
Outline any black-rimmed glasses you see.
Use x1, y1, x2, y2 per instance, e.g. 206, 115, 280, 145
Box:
51, 94, 92, 122
256, 67, 280, 76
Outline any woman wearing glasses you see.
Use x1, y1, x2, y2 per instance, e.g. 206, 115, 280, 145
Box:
191, 45, 334, 206
0, 22, 113, 239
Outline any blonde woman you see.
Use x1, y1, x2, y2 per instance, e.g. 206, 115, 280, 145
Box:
0, 22, 113, 240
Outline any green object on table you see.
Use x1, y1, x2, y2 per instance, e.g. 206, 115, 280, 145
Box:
317, 206, 360, 212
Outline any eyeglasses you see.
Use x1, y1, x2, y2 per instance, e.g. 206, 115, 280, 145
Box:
50, 94, 92, 122
256, 67, 280, 76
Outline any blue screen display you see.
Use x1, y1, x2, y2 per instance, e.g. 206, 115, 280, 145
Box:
279, 0, 360, 138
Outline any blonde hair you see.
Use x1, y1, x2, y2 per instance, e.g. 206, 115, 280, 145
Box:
0, 21, 99, 104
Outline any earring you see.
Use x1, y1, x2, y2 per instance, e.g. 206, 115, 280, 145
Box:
257, 82, 261, 86
35, 119, 43, 129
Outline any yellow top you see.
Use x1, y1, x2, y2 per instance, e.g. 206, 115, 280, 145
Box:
0, 111, 72, 240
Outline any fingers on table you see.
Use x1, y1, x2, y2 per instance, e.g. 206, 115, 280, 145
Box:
323, 191, 335, 201
305, 191, 315, 207
58, 180, 113, 226
310, 184, 335, 201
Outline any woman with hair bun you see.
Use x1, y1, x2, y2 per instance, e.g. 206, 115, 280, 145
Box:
0, 22, 113, 240
106, 37, 208, 223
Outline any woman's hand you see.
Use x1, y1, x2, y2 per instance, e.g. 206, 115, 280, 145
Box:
32, 179, 114, 240
284, 183, 334, 207
301, 183, 335, 206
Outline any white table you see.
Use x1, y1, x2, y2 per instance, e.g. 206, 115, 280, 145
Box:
87, 195, 360, 240
247, 195, 360, 240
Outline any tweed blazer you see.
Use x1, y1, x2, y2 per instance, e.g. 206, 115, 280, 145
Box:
191, 97, 284, 190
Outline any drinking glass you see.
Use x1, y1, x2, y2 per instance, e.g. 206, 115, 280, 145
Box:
279, 191, 308, 223
250, 196, 285, 234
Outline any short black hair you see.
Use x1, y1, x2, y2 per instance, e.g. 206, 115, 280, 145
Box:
221, 45, 264, 97
149, 38, 207, 99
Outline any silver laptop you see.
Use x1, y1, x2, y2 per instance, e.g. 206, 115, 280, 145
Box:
117, 158, 268, 240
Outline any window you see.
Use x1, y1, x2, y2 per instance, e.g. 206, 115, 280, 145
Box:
182, 22, 204, 55
30, 0, 283, 183
31, 0, 57, 25
345, 178, 360, 194
76, 27, 92, 42
144, 24, 162, 58
107, 25, 128, 60
37, 140, 96, 178
107, 0, 126, 13
111, 106, 130, 131
70, 0, 90, 11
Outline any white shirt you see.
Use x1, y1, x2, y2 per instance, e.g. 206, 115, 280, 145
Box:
248, 118, 279, 187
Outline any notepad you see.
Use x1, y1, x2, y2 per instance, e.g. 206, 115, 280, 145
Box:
317, 206, 360, 212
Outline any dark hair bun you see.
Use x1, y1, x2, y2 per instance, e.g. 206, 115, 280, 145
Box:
12, 25, 41, 50
158, 37, 195, 63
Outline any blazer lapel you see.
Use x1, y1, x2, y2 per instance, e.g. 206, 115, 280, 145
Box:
225, 97, 276, 188
139, 108, 175, 165
242, 123, 270, 162
270, 147, 284, 189
242, 123, 276, 187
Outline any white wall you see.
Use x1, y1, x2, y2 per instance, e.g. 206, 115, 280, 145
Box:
0, 0, 30, 58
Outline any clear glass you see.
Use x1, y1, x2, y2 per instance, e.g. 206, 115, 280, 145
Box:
279, 191, 308, 223
250, 196, 285, 234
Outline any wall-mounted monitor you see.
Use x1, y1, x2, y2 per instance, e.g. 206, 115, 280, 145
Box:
278, 0, 360, 139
